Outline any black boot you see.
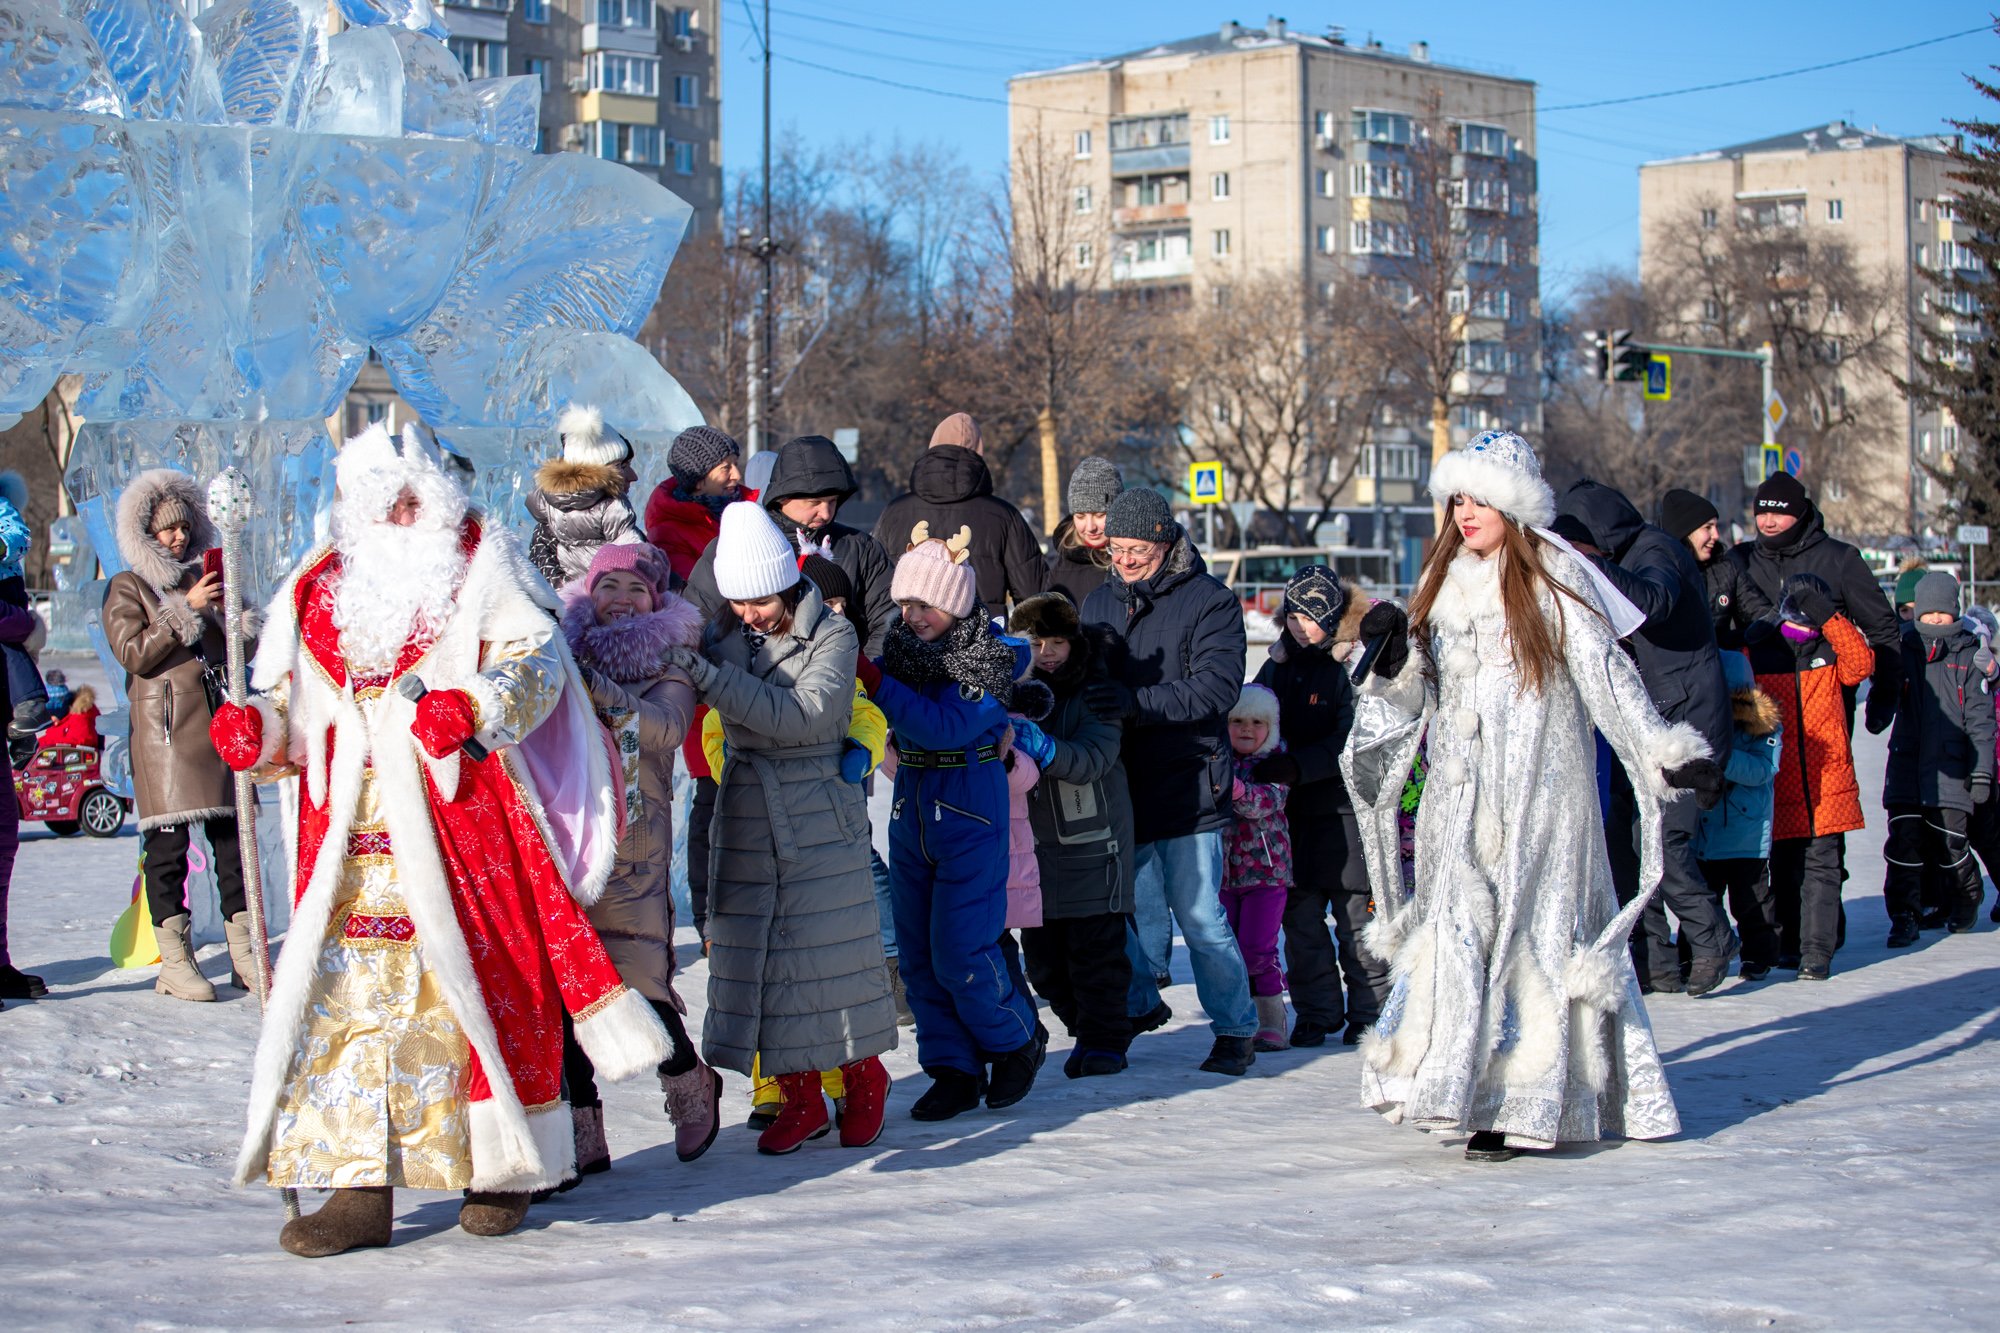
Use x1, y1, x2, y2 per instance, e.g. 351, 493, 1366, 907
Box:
985, 1028, 1047, 1109
1289, 1019, 1331, 1048
1341, 1020, 1368, 1045
0, 964, 47, 999
910, 1068, 985, 1121
1199, 1034, 1256, 1076
1886, 916, 1920, 948
1130, 1001, 1173, 1035
1464, 1131, 1519, 1163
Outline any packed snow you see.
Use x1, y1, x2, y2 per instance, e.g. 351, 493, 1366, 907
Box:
4, 710, 1998, 1329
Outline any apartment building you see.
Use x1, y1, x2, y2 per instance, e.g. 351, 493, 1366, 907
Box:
1007, 18, 1539, 544
1640, 121, 1964, 540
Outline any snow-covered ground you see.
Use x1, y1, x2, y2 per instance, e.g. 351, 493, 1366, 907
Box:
5, 724, 1999, 1330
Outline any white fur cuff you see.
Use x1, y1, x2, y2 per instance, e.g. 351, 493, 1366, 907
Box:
1362, 909, 1408, 965
573, 987, 672, 1082
470, 1099, 575, 1192
1563, 944, 1624, 1014
1640, 720, 1710, 800
156, 589, 204, 646
249, 695, 285, 768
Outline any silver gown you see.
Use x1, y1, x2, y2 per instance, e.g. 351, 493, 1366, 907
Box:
1346, 547, 1699, 1148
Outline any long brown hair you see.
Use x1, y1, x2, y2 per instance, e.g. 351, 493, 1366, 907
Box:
1408, 509, 1597, 695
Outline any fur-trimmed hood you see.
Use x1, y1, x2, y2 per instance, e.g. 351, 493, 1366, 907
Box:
535, 459, 631, 506
1733, 686, 1780, 737
561, 593, 704, 683
114, 469, 215, 593
1009, 591, 1081, 644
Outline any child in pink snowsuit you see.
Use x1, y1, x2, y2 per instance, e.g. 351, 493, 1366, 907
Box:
1226, 684, 1292, 1052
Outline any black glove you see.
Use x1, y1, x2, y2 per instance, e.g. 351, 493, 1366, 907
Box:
1250, 752, 1301, 785
1084, 679, 1135, 720
1664, 757, 1726, 810
1357, 602, 1411, 681
1781, 573, 1838, 629
1973, 776, 1994, 806
1863, 684, 1896, 736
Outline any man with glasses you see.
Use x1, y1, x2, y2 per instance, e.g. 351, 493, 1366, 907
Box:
1079, 488, 1259, 1076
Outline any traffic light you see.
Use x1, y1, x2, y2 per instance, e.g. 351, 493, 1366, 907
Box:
1582, 328, 1610, 381
1609, 329, 1650, 382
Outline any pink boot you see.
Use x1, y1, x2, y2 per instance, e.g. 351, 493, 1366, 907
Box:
661, 1062, 722, 1162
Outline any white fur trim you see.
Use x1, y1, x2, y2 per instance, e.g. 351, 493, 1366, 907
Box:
471, 1098, 576, 1192
1362, 926, 1436, 1079
1483, 953, 1560, 1089
1639, 720, 1710, 801
1361, 907, 1408, 963
1569, 1006, 1611, 1093
1428, 448, 1555, 528
572, 987, 672, 1082
1445, 646, 1479, 677
1433, 752, 1467, 787
1452, 706, 1479, 740
1562, 944, 1624, 1014
249, 696, 284, 768
1473, 800, 1504, 869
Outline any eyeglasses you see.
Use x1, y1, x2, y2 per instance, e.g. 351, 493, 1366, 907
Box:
1107, 542, 1159, 561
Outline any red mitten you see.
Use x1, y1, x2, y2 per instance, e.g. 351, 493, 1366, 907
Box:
209, 701, 264, 772
412, 688, 479, 759
855, 653, 883, 698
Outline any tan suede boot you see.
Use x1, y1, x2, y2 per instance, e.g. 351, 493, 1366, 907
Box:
223, 911, 265, 991
279, 1186, 394, 1257
153, 914, 216, 1002
460, 1191, 531, 1237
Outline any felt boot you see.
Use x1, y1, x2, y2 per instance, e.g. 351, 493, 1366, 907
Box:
756, 1070, 831, 1155
1253, 995, 1288, 1051
279, 1186, 393, 1257
573, 1103, 610, 1177
153, 914, 215, 1002
459, 1191, 531, 1237
662, 1062, 722, 1162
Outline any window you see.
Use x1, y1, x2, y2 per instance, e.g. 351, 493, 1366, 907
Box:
672, 7, 694, 37
1455, 403, 1501, 431
1350, 162, 1407, 199
1209, 114, 1231, 144
1465, 231, 1508, 265
1317, 225, 1338, 255
1829, 295, 1845, 315
673, 73, 700, 107
1320, 280, 1338, 300
1316, 168, 1336, 197
1212, 285, 1231, 307
1700, 207, 1718, 229
1075, 242, 1093, 269
672, 140, 696, 175
1350, 109, 1412, 145
1701, 297, 1722, 322
1073, 185, 1093, 214
1313, 109, 1335, 138
1916, 243, 1929, 267
1210, 172, 1230, 200
1358, 443, 1422, 481
1462, 340, 1507, 374
597, 0, 655, 28
522, 0, 549, 21
595, 122, 664, 165
1456, 122, 1509, 158
1109, 114, 1188, 150
1451, 177, 1509, 211
1074, 129, 1093, 158
590, 52, 659, 97
1741, 197, 1804, 229
1943, 424, 1960, 450
1212, 229, 1232, 257
1825, 198, 1844, 222
447, 38, 506, 81
522, 56, 550, 91
1350, 220, 1412, 255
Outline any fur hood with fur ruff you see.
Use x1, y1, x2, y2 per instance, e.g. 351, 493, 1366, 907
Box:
115, 469, 216, 593
560, 592, 703, 683
535, 459, 632, 506
1733, 685, 1780, 738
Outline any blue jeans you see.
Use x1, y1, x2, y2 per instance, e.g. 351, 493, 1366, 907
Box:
871, 845, 897, 959
1124, 832, 1257, 1038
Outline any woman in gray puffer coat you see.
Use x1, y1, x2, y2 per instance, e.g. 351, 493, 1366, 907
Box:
524, 404, 642, 590
101, 468, 255, 1003
664, 502, 897, 1157
560, 542, 722, 1173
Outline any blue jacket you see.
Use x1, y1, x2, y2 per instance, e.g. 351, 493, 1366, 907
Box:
1696, 684, 1782, 861
874, 671, 1012, 842
0, 496, 28, 584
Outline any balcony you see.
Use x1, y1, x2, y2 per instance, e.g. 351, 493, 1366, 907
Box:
1112, 254, 1195, 283
1110, 144, 1190, 177
440, 4, 508, 41
1113, 202, 1189, 228
583, 21, 659, 54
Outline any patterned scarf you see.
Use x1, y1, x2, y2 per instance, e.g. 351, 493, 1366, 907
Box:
675, 483, 733, 518
882, 610, 1016, 700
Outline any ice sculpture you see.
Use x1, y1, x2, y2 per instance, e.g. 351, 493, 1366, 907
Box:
0, 0, 702, 619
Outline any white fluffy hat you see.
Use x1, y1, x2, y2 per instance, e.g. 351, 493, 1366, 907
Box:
558, 403, 632, 467
713, 501, 801, 601
1428, 429, 1555, 528
1229, 682, 1282, 756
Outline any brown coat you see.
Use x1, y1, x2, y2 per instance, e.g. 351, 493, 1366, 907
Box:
103, 469, 236, 830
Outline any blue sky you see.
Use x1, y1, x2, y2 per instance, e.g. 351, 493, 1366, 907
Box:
713, 2, 1996, 297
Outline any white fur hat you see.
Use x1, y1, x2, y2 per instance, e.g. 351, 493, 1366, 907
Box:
1428, 429, 1555, 529
558, 403, 632, 467
713, 501, 801, 601
1229, 682, 1282, 756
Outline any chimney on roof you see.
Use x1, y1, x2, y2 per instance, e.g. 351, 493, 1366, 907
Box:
1266, 14, 1287, 38
1409, 39, 1430, 62
1326, 24, 1346, 44
1220, 19, 1244, 41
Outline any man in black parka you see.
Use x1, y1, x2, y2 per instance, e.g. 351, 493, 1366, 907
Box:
874, 413, 1047, 613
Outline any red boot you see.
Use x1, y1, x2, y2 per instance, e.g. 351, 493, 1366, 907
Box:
756, 1070, 831, 1155
837, 1057, 891, 1149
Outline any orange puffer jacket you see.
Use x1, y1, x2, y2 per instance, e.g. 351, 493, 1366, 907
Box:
1747, 614, 1875, 840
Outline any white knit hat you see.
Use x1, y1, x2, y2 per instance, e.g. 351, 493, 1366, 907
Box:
557, 403, 633, 467
1427, 429, 1554, 528
713, 501, 801, 600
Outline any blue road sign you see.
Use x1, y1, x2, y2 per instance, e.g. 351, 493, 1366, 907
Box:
1783, 449, 1802, 476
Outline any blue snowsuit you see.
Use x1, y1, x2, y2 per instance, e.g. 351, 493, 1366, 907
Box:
875, 672, 1038, 1077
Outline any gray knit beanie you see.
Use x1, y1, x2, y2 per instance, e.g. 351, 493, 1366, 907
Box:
1104, 487, 1179, 544
1067, 456, 1124, 516
1913, 570, 1961, 620
669, 425, 742, 491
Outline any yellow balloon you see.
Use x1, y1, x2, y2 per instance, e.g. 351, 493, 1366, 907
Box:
110, 885, 159, 970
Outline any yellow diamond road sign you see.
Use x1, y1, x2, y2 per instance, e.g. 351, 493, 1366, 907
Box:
1765, 393, 1787, 433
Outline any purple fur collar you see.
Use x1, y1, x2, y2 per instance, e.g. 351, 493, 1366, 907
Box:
561, 593, 704, 682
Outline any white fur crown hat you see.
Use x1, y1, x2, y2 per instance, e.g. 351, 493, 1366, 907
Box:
1427, 429, 1555, 529
558, 404, 633, 467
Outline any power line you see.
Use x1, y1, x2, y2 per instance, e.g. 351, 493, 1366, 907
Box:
773, 28, 1032, 78
764, 2, 1092, 61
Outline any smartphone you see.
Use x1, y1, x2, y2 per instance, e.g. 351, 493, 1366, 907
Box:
201, 546, 224, 591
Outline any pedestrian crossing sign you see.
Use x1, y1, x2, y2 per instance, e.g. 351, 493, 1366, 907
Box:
1187, 461, 1224, 505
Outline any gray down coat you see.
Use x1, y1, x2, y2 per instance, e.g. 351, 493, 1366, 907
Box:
101, 469, 239, 830
697, 585, 898, 1076
561, 593, 705, 1005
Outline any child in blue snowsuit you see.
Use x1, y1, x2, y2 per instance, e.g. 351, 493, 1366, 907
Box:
0, 473, 49, 737
865, 523, 1055, 1122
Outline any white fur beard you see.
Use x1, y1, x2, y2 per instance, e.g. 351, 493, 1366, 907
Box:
331, 519, 467, 670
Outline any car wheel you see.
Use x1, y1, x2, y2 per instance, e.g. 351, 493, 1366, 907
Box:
80, 789, 125, 837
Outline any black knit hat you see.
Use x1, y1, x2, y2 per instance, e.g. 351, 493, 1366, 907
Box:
1660, 488, 1719, 540
799, 552, 851, 605
1104, 487, 1179, 543
669, 425, 741, 490
1282, 565, 1347, 632
1755, 471, 1810, 519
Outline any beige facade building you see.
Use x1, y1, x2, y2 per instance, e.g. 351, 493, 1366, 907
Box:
1639, 121, 1963, 540
1007, 18, 1539, 542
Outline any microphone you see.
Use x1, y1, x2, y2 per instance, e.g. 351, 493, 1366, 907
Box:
394, 674, 490, 762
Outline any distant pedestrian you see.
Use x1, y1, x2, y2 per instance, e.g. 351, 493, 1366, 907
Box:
523, 405, 642, 590
1695, 652, 1783, 980
1046, 456, 1123, 607
875, 413, 1047, 613
643, 425, 743, 582
1660, 487, 1768, 649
